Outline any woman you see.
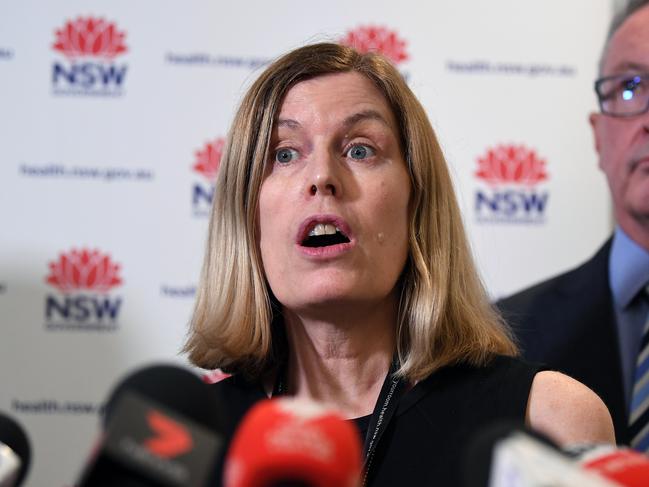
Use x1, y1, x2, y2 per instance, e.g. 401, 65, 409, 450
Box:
184, 43, 614, 485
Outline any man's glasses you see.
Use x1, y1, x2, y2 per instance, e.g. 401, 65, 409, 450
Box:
594, 72, 649, 117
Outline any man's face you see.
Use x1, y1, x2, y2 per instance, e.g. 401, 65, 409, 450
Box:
590, 5, 649, 238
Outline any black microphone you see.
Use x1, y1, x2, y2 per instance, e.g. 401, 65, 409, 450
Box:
0, 411, 31, 486
461, 420, 550, 487
461, 421, 616, 486
77, 363, 228, 487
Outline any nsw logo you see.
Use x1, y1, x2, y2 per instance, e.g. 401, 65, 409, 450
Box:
340, 26, 409, 65
51, 16, 128, 96
340, 25, 410, 81
191, 138, 224, 217
474, 144, 549, 224
44, 248, 123, 331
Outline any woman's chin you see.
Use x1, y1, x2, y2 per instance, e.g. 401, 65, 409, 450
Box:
280, 288, 396, 319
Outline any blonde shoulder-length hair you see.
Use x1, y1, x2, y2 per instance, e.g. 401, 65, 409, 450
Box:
184, 42, 517, 382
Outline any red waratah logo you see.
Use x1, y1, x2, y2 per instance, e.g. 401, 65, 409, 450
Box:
192, 138, 225, 181
52, 17, 127, 59
340, 26, 409, 64
475, 144, 548, 186
46, 248, 122, 293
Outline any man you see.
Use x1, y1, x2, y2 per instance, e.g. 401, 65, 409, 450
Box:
498, 0, 649, 448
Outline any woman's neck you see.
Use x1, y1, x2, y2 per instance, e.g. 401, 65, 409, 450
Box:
281, 297, 398, 419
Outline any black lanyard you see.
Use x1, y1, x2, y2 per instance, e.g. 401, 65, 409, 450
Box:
272, 357, 408, 487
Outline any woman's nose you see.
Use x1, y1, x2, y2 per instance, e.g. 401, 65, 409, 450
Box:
307, 149, 342, 197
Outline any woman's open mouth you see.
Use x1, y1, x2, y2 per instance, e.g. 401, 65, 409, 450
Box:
296, 216, 354, 257
301, 223, 351, 247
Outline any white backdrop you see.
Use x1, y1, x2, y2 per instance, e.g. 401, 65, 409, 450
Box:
0, 1, 614, 485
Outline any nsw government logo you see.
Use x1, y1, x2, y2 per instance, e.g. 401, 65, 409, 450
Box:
340, 26, 410, 80
44, 248, 123, 331
51, 16, 128, 96
191, 138, 224, 217
474, 144, 549, 224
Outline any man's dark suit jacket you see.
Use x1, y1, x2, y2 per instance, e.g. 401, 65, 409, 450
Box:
497, 239, 630, 444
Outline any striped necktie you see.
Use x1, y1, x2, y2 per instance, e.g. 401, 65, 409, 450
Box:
629, 293, 649, 452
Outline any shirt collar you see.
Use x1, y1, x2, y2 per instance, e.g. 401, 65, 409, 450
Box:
610, 226, 649, 310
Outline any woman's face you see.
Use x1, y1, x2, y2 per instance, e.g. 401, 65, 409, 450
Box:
258, 72, 411, 315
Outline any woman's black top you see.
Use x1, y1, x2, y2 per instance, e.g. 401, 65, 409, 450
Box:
212, 355, 543, 486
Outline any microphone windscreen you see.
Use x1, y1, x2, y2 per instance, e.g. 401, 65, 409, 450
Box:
103, 363, 226, 434
0, 411, 31, 486
78, 363, 227, 487
461, 420, 559, 487
463, 422, 620, 487
223, 398, 362, 487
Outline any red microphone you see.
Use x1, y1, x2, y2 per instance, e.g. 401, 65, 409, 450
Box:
223, 398, 363, 487
573, 445, 649, 487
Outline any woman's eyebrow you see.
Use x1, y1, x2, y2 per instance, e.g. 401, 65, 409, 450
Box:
276, 118, 301, 129
342, 110, 391, 129
276, 110, 391, 132
275, 118, 302, 130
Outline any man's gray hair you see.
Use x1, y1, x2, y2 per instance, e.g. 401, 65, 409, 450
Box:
599, 0, 649, 74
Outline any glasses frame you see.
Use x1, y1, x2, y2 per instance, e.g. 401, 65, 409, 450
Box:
594, 72, 649, 118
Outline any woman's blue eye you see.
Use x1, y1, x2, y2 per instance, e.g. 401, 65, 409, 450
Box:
275, 148, 298, 164
347, 144, 375, 160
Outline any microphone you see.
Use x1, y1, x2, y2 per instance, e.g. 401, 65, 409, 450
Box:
223, 397, 363, 487
462, 421, 617, 487
0, 412, 31, 487
566, 444, 649, 487
77, 363, 228, 487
